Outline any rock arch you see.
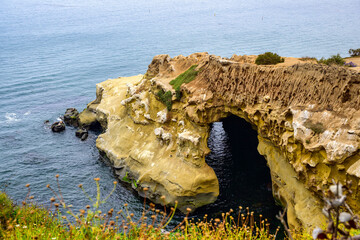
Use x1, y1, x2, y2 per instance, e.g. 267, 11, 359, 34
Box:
79, 53, 360, 230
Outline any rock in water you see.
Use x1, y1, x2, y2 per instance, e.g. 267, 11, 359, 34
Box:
64, 108, 79, 127
81, 132, 88, 141
51, 121, 65, 132
75, 128, 88, 140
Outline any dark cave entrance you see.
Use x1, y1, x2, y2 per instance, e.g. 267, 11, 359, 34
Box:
193, 114, 282, 226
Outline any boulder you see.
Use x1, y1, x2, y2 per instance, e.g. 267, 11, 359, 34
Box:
51, 121, 65, 132
76, 128, 88, 141
64, 108, 79, 127
81, 132, 88, 141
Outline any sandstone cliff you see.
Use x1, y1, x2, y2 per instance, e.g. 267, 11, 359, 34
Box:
79, 53, 360, 230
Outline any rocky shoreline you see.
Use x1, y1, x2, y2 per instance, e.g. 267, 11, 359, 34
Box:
75, 53, 360, 230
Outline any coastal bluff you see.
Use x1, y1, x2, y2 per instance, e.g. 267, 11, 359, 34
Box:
78, 53, 360, 230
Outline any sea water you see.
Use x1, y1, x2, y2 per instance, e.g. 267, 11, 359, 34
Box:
1, 0, 359, 228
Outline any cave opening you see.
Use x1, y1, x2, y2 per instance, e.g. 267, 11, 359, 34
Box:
194, 114, 282, 225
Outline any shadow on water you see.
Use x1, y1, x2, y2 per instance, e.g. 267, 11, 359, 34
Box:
188, 115, 282, 231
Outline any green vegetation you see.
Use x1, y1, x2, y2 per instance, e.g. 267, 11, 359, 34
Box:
170, 65, 199, 101
0, 176, 291, 239
156, 89, 173, 111
122, 172, 138, 188
255, 52, 285, 65
0, 191, 17, 235
299, 56, 317, 61
175, 89, 181, 101
170, 65, 199, 90
0, 192, 70, 239
122, 172, 131, 184
349, 48, 360, 57
317, 54, 345, 66
6, 176, 359, 239
155, 65, 199, 110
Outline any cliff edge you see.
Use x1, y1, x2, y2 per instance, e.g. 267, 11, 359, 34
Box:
79, 53, 360, 230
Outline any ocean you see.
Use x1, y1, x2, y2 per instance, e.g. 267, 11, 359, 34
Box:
1, 0, 359, 228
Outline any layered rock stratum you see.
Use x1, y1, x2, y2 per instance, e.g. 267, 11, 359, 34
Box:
79, 53, 360, 230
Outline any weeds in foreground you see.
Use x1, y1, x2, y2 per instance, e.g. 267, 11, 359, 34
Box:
312, 180, 360, 240
0, 176, 282, 239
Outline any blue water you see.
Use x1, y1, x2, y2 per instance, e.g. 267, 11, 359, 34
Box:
1, 0, 359, 229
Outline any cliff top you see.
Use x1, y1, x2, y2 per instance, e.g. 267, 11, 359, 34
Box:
146, 53, 360, 111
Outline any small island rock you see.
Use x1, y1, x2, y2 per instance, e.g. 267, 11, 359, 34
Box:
51, 121, 65, 132
64, 108, 79, 127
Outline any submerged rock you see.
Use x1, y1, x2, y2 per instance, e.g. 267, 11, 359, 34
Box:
64, 108, 79, 127
78, 53, 360, 230
51, 121, 65, 132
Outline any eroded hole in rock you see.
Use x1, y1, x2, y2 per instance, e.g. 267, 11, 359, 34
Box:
88, 120, 103, 132
192, 115, 282, 225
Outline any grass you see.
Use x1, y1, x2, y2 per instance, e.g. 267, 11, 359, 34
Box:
155, 65, 199, 110
170, 65, 199, 101
170, 65, 199, 91
0, 176, 288, 239
0, 189, 70, 239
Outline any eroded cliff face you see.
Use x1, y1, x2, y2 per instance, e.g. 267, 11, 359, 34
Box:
79, 53, 360, 230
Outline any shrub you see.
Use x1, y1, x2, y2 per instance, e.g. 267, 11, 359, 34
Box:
349, 48, 360, 57
156, 89, 172, 111
255, 52, 285, 65
318, 54, 345, 66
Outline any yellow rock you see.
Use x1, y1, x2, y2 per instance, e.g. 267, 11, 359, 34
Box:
80, 53, 360, 230
79, 74, 218, 212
